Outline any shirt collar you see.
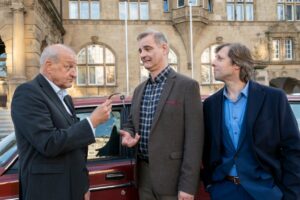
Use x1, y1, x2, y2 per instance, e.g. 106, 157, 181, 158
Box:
42, 74, 68, 98
223, 81, 249, 100
148, 65, 171, 84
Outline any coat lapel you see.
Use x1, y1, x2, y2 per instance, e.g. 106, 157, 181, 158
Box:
150, 70, 176, 133
237, 81, 265, 149
36, 74, 74, 125
132, 81, 148, 131
211, 89, 224, 152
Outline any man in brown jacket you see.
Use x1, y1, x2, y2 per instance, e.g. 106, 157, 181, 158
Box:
120, 29, 204, 200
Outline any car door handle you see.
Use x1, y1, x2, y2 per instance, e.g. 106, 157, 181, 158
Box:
105, 172, 125, 180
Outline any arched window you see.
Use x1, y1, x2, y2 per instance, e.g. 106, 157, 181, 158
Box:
200, 44, 219, 84
77, 44, 116, 86
0, 37, 6, 78
140, 48, 178, 82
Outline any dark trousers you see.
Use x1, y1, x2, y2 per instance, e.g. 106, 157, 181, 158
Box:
138, 161, 177, 200
209, 180, 254, 200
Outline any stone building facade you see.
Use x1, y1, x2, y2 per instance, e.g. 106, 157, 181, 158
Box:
1, 0, 300, 106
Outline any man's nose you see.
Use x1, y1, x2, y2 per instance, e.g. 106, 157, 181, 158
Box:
211, 59, 216, 67
139, 50, 146, 58
70, 67, 77, 77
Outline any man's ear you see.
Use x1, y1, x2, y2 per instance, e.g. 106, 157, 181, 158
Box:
43, 60, 53, 75
162, 43, 169, 55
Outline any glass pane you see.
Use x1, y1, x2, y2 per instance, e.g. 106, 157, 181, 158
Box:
277, 0, 284, 2
106, 66, 116, 85
227, 0, 234, 2
245, 4, 253, 21
290, 103, 300, 129
236, 4, 244, 21
0, 61, 6, 77
89, 66, 96, 84
105, 49, 115, 63
164, 0, 169, 12
91, 1, 100, 19
272, 40, 280, 61
287, 0, 293, 2
237, 0, 244, 2
69, 1, 78, 19
80, 1, 89, 19
168, 49, 178, 64
96, 66, 104, 85
0, 134, 17, 167
140, 2, 149, 20
189, 0, 197, 6
210, 45, 217, 62
77, 66, 87, 85
119, 2, 126, 20
140, 65, 149, 82
296, 5, 300, 20
170, 64, 178, 72
77, 48, 86, 64
285, 39, 293, 60
129, 2, 138, 20
201, 48, 210, 63
277, 4, 285, 20
88, 45, 103, 64
226, 4, 235, 20
287, 5, 293, 20
201, 65, 211, 84
78, 111, 121, 160
178, 0, 184, 7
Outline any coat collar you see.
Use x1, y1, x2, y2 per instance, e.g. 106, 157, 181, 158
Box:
209, 80, 266, 150
36, 74, 75, 125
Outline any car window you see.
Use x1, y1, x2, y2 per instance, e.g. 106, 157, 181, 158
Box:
290, 102, 300, 130
0, 133, 17, 167
77, 109, 123, 161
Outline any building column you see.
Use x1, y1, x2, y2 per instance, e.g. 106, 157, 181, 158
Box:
8, 1, 26, 105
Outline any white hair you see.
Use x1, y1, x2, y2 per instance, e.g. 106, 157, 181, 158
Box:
39, 44, 75, 66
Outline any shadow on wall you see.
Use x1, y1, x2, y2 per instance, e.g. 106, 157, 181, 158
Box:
270, 77, 300, 94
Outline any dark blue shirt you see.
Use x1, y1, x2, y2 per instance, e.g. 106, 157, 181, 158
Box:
138, 66, 171, 159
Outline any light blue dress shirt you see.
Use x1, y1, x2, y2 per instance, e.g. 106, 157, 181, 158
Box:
223, 82, 249, 176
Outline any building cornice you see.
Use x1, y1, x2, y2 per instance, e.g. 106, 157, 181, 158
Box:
38, 0, 65, 35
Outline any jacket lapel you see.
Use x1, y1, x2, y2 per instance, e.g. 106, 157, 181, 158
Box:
211, 89, 224, 152
237, 81, 265, 149
132, 81, 148, 131
36, 74, 74, 125
150, 70, 176, 133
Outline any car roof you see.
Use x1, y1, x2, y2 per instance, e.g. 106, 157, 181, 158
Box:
73, 95, 132, 108
73, 94, 300, 108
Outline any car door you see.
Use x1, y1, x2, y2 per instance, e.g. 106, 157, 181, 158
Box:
76, 104, 138, 200
0, 133, 19, 200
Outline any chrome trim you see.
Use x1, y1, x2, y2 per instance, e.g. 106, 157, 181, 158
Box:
3, 198, 18, 200
89, 182, 133, 192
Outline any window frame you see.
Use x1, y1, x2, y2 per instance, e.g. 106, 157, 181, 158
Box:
119, 0, 149, 20
69, 0, 100, 20
226, 0, 254, 21
76, 44, 116, 87
277, 0, 300, 21
200, 44, 223, 85
271, 38, 294, 61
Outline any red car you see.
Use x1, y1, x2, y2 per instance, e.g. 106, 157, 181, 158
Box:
1, 95, 299, 199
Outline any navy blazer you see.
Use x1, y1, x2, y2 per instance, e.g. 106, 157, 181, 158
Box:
202, 81, 300, 200
11, 74, 95, 200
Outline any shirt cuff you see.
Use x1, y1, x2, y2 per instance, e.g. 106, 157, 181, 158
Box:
86, 117, 96, 136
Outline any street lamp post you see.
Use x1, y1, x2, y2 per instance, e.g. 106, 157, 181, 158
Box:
124, 0, 129, 95
189, 0, 194, 79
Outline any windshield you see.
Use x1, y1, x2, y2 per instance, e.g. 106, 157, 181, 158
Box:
0, 133, 17, 167
290, 102, 300, 130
